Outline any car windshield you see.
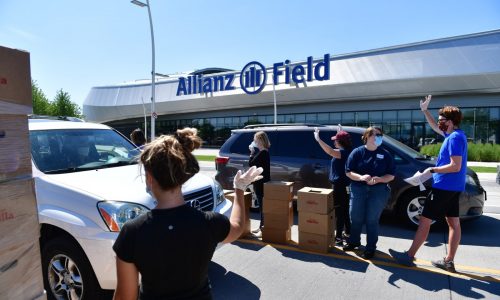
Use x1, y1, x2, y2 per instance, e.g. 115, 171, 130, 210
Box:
30, 129, 140, 174
383, 134, 428, 160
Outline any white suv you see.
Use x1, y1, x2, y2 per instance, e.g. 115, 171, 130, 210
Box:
29, 117, 231, 299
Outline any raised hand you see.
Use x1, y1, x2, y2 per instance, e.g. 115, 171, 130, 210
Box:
420, 95, 432, 111
233, 166, 264, 191
314, 127, 320, 142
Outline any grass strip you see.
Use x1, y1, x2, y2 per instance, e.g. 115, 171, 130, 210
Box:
469, 166, 498, 173
195, 155, 216, 162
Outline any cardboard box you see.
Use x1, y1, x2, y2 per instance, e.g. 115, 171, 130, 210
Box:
264, 181, 294, 201
298, 211, 335, 235
262, 227, 291, 244
263, 198, 293, 215
297, 187, 334, 214
224, 191, 252, 238
298, 231, 333, 253
264, 205, 293, 230
0, 179, 44, 299
0, 179, 39, 248
0, 240, 45, 300
0, 114, 32, 182
0, 45, 32, 112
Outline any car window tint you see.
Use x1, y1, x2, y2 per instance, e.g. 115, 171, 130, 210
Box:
275, 131, 329, 159
229, 132, 254, 155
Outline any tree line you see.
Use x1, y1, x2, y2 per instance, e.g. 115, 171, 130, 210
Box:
32, 80, 83, 118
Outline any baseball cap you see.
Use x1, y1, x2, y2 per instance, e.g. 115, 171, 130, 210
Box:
331, 131, 350, 143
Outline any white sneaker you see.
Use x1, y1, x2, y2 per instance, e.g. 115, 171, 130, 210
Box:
251, 228, 261, 234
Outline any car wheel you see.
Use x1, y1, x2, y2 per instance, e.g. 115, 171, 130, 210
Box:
398, 191, 436, 228
42, 237, 101, 300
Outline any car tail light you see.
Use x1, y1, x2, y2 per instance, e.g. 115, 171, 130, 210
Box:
215, 156, 230, 165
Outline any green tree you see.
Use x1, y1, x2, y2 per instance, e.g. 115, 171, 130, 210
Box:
32, 80, 51, 115
51, 89, 82, 118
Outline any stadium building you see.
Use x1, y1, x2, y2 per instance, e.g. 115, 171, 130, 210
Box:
83, 29, 500, 148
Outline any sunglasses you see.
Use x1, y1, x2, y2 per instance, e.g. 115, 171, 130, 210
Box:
373, 133, 383, 137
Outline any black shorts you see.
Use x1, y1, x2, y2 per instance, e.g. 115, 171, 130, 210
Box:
421, 188, 460, 220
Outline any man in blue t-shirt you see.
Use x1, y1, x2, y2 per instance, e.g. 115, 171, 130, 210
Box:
390, 95, 467, 273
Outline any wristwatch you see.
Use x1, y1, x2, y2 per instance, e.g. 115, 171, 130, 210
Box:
430, 168, 435, 173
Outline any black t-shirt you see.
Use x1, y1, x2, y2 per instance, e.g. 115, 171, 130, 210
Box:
249, 149, 271, 183
113, 204, 230, 300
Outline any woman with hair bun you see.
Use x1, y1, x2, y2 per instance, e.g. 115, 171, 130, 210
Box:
112, 128, 263, 300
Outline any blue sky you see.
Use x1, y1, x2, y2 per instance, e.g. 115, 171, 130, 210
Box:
1, 0, 500, 108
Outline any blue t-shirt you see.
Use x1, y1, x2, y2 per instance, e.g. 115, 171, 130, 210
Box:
329, 148, 351, 185
433, 129, 467, 192
345, 146, 395, 186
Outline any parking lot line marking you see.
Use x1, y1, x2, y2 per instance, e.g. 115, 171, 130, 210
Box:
235, 238, 500, 283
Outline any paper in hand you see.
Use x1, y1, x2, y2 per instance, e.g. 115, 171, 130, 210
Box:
404, 171, 433, 191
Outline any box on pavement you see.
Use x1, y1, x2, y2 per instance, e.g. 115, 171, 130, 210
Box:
0, 114, 32, 182
263, 198, 293, 215
0, 45, 32, 115
298, 231, 333, 253
298, 210, 335, 235
297, 187, 334, 214
224, 191, 252, 238
264, 181, 294, 201
264, 204, 294, 230
0, 179, 45, 299
262, 227, 291, 244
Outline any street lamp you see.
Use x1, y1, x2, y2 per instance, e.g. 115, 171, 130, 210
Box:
131, 0, 156, 141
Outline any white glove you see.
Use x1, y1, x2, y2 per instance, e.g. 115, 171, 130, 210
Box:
314, 127, 320, 142
233, 166, 264, 191
338, 124, 343, 132
420, 95, 432, 111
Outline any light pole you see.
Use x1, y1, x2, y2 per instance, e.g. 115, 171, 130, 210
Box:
140, 97, 147, 140
131, 0, 156, 141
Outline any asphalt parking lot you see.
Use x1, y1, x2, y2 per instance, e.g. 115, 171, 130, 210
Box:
200, 161, 500, 299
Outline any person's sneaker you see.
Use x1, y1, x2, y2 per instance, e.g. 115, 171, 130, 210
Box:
389, 249, 416, 267
361, 250, 375, 260
342, 243, 360, 251
342, 232, 350, 240
334, 237, 343, 246
432, 258, 456, 273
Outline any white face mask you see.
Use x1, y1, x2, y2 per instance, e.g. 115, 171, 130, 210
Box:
250, 141, 257, 148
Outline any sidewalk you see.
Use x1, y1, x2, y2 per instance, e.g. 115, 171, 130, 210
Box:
195, 148, 499, 168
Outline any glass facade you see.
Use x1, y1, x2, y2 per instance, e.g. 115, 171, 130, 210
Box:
108, 106, 500, 149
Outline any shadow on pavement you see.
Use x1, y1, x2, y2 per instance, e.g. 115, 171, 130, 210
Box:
208, 261, 261, 300
376, 263, 500, 299
232, 238, 369, 274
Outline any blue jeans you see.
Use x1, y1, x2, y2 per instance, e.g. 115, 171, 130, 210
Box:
348, 183, 390, 251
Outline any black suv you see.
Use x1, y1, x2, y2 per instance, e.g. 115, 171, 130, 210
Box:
215, 124, 486, 227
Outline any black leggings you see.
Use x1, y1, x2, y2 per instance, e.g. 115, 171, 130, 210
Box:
333, 183, 350, 238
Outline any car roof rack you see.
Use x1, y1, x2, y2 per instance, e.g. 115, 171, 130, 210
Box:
243, 123, 327, 129
28, 114, 84, 122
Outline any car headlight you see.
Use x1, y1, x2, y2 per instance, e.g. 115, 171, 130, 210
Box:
214, 181, 225, 206
466, 174, 477, 186
97, 201, 149, 232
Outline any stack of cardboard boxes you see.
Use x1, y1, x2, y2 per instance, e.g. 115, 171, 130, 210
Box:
0, 45, 46, 299
262, 181, 294, 244
297, 187, 335, 253
224, 190, 252, 239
